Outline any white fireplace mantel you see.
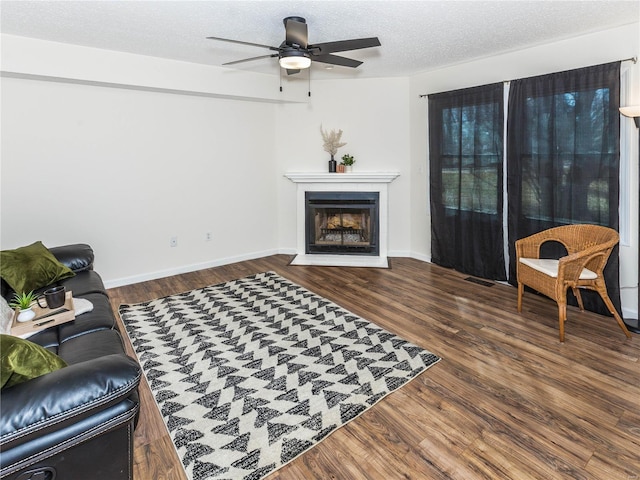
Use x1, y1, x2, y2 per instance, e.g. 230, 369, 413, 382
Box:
285, 172, 400, 184
285, 171, 400, 268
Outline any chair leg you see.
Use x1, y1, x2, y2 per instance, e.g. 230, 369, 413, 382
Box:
517, 282, 523, 312
597, 289, 632, 339
558, 301, 567, 343
572, 287, 585, 312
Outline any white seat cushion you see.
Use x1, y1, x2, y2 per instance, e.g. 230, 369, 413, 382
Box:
519, 258, 598, 280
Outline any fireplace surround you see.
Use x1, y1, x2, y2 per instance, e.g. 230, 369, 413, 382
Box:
285, 172, 399, 267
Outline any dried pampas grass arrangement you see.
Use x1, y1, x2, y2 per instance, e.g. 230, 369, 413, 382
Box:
320, 125, 347, 157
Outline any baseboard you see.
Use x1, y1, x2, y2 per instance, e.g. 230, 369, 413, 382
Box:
104, 248, 283, 289
406, 251, 431, 263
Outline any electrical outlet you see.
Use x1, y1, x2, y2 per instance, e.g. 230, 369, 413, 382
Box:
205, 232, 212, 242
170, 236, 178, 247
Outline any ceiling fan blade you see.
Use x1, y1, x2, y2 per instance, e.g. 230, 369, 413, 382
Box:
284, 17, 308, 48
286, 69, 300, 75
309, 37, 381, 55
207, 36, 279, 51
223, 54, 278, 66
312, 54, 363, 68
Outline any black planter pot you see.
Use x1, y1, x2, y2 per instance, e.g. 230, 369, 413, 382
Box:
328, 158, 337, 173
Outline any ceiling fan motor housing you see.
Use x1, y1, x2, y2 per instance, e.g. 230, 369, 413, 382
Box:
280, 47, 310, 60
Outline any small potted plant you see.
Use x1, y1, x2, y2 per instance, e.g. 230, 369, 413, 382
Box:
10, 291, 38, 322
341, 154, 355, 172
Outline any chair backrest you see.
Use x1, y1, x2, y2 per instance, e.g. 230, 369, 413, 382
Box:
544, 224, 619, 254
527, 224, 618, 277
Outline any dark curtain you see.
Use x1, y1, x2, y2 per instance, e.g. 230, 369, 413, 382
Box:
429, 83, 506, 280
507, 61, 621, 316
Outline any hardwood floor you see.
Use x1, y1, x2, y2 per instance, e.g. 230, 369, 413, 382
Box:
107, 255, 640, 480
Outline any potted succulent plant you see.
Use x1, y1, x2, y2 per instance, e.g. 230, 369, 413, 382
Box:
10, 291, 38, 322
341, 154, 355, 172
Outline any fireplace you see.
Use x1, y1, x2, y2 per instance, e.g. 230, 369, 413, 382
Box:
306, 192, 379, 256
285, 172, 399, 268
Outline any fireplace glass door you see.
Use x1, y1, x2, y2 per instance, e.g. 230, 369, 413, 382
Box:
305, 192, 379, 255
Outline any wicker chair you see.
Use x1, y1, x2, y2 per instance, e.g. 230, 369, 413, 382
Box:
515, 224, 632, 342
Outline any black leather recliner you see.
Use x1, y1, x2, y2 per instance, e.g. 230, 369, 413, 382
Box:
0, 244, 141, 480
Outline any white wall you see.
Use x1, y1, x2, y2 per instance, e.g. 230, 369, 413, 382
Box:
1, 77, 280, 285
1, 35, 286, 286
275, 76, 411, 256
409, 23, 640, 317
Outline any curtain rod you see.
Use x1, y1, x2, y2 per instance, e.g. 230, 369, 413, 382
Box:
418, 56, 638, 98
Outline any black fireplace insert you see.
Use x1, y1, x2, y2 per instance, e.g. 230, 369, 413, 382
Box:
305, 191, 379, 255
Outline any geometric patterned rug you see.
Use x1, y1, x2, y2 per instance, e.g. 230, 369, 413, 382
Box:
119, 271, 441, 480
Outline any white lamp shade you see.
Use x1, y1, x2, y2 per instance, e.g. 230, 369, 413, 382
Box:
619, 105, 640, 118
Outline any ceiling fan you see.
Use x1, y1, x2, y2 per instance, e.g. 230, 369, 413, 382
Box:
207, 16, 381, 75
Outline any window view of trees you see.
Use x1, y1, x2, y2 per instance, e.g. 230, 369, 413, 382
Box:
440, 103, 502, 214
519, 88, 615, 225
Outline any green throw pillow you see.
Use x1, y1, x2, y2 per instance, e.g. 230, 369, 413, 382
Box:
1, 334, 68, 389
0, 241, 75, 294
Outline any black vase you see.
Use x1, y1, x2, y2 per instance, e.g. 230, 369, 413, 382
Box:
328, 157, 337, 173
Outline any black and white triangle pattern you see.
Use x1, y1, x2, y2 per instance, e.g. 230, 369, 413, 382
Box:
120, 271, 440, 480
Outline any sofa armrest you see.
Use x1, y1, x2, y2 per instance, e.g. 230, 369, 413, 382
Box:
50, 244, 95, 272
0, 354, 140, 451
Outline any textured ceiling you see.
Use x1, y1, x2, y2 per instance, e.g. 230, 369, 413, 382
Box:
1, 1, 638, 80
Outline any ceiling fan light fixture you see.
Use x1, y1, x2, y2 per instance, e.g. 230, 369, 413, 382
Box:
279, 51, 311, 70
